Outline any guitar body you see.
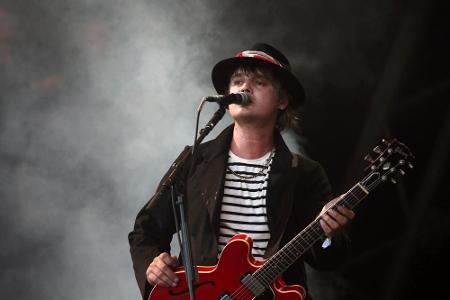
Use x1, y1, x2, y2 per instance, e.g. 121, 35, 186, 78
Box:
149, 234, 305, 300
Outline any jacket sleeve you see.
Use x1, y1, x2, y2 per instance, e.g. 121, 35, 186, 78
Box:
128, 147, 191, 299
128, 195, 175, 299
298, 160, 350, 270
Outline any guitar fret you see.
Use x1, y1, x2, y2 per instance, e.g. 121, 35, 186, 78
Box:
253, 183, 372, 286
254, 219, 325, 285
341, 183, 368, 210
357, 182, 369, 194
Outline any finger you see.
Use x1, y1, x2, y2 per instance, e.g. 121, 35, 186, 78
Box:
149, 261, 178, 287
321, 212, 340, 230
146, 255, 179, 287
320, 194, 345, 214
155, 258, 179, 285
327, 208, 350, 225
336, 206, 355, 219
148, 266, 175, 287
158, 253, 178, 268
320, 219, 333, 237
146, 265, 164, 286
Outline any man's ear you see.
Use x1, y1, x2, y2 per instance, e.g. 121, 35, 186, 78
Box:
278, 97, 289, 110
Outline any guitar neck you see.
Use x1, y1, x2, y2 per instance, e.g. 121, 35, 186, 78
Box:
253, 182, 369, 287
244, 138, 412, 295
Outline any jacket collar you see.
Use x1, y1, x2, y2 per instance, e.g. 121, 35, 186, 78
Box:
198, 123, 293, 168
196, 124, 234, 163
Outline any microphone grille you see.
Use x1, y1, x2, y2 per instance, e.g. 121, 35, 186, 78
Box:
237, 92, 250, 104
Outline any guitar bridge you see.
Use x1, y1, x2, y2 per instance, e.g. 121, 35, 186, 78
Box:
218, 293, 232, 300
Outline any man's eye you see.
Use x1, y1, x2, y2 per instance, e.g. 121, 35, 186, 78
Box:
231, 79, 242, 85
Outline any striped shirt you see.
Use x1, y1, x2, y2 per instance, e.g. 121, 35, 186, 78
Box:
218, 149, 274, 259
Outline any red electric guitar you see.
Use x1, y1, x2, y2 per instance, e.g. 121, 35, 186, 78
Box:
149, 138, 414, 300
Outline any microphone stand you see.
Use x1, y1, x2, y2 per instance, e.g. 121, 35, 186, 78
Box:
147, 104, 227, 300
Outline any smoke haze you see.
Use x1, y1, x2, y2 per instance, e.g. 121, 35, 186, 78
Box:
1, 1, 447, 300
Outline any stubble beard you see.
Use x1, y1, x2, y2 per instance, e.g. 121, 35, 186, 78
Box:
232, 110, 276, 129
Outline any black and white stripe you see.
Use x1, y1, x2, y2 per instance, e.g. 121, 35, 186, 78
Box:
218, 150, 274, 259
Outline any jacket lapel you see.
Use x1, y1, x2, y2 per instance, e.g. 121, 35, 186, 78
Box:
188, 125, 234, 237
264, 132, 298, 258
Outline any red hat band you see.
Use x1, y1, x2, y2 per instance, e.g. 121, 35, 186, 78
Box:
235, 50, 285, 68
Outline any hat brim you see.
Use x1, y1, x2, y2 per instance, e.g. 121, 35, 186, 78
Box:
212, 57, 305, 108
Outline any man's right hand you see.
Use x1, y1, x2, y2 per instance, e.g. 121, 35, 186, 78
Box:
146, 252, 179, 287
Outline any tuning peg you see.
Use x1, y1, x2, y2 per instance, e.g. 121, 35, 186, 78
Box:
408, 163, 414, 169
373, 146, 381, 154
381, 175, 387, 181
390, 167, 396, 173
382, 162, 391, 170
399, 169, 406, 176
391, 178, 397, 184
379, 157, 385, 162
382, 139, 389, 145
364, 154, 374, 162
387, 148, 393, 154
399, 159, 405, 165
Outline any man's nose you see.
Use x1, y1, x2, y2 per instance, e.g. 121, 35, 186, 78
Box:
240, 80, 252, 94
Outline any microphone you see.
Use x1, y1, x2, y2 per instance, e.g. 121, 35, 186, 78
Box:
204, 93, 250, 106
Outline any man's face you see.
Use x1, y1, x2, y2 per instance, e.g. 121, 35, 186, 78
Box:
227, 68, 288, 127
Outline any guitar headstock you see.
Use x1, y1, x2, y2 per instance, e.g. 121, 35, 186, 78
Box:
361, 138, 414, 191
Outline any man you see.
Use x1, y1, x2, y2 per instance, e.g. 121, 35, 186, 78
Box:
128, 43, 355, 299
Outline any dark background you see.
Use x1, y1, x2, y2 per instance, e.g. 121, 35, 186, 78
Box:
1, 0, 448, 299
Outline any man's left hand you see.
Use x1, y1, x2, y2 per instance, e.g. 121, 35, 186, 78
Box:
319, 196, 355, 238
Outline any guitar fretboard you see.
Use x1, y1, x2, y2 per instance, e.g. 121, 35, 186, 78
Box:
243, 183, 369, 295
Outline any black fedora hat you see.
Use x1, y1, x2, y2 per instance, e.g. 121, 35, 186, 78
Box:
211, 43, 305, 108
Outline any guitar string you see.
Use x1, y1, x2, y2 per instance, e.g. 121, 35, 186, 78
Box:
230, 189, 368, 299
228, 218, 337, 298
243, 184, 375, 298
246, 155, 409, 296
229, 166, 398, 299
228, 189, 368, 299
233, 194, 372, 298
251, 187, 366, 288
255, 163, 404, 291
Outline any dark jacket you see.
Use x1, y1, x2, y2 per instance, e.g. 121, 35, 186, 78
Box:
128, 125, 348, 299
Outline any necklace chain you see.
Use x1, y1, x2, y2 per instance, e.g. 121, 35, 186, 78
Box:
227, 148, 275, 180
